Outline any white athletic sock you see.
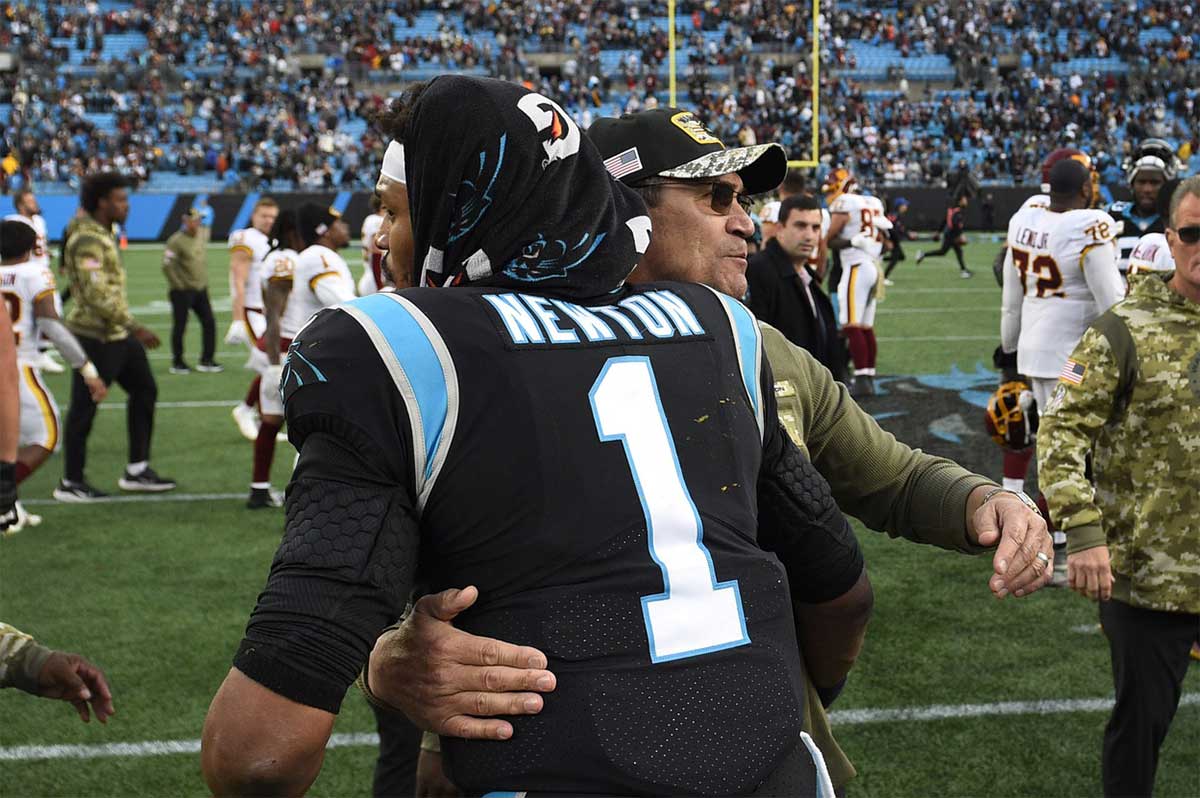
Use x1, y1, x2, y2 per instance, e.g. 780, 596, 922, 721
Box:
251, 482, 272, 490
1002, 477, 1025, 493
127, 461, 148, 476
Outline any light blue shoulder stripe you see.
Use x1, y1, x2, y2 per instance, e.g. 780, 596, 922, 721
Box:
338, 292, 459, 510
706, 288, 765, 441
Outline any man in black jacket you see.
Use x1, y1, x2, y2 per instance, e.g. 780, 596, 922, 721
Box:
746, 195, 847, 380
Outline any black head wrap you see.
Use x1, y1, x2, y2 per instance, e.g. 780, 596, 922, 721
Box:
403, 76, 651, 299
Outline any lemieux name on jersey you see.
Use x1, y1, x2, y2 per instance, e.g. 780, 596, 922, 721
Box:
483, 289, 708, 347
1014, 226, 1050, 250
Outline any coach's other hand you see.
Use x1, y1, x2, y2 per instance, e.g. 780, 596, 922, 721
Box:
1067, 545, 1114, 602
367, 586, 556, 740
968, 487, 1054, 599
37, 650, 115, 724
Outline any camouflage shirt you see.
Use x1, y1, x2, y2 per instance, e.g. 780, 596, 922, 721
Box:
1039, 271, 1200, 614
62, 214, 136, 341
0, 622, 52, 693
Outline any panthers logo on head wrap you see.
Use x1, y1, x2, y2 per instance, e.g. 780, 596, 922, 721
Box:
985, 380, 1039, 450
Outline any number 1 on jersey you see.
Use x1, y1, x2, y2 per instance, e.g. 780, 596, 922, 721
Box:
590, 356, 749, 663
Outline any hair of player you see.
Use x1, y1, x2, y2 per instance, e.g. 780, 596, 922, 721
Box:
1168, 175, 1200, 227
373, 81, 432, 144
266, 207, 305, 253
778, 193, 822, 225
12, 187, 34, 210
253, 197, 279, 212
0, 219, 37, 261
80, 172, 132, 212
781, 168, 808, 196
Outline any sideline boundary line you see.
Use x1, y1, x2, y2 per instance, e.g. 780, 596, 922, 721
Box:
2, 696, 1195, 762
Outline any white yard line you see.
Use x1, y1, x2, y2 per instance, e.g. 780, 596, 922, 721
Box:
98, 400, 239, 410
2, 697, 1195, 762
20, 492, 246, 506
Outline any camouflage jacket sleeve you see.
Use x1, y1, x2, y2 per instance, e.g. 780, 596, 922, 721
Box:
1037, 328, 1119, 554
762, 324, 994, 553
0, 622, 53, 693
66, 233, 135, 331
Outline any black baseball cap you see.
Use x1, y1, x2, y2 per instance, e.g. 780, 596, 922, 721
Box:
588, 108, 788, 195
298, 203, 342, 246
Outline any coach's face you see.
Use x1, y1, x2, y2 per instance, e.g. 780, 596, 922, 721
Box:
375, 177, 413, 288
638, 172, 755, 299
1167, 192, 1200, 298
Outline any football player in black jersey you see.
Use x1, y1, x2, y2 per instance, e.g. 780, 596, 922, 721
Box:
203, 77, 872, 797
1109, 138, 1184, 274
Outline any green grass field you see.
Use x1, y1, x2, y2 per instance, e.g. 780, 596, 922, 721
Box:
1, 238, 1197, 797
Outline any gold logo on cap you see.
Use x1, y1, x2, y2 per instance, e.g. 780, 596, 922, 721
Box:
670, 111, 723, 147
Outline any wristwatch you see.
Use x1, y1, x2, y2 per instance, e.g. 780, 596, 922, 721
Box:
980, 487, 1043, 518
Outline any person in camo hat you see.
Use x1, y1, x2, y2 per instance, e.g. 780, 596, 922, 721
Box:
1038, 176, 1200, 798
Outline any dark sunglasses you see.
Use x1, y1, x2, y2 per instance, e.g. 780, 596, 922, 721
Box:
1174, 225, 1200, 244
641, 179, 754, 215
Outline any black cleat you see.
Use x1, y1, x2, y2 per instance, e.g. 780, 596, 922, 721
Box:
118, 467, 177, 493
53, 480, 110, 503
247, 487, 284, 509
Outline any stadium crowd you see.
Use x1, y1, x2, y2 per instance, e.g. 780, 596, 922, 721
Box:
2, 0, 1200, 194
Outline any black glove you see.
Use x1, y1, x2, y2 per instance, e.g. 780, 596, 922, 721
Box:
0, 461, 17, 532
992, 346, 1021, 384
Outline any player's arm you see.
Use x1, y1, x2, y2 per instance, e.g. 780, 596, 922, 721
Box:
228, 247, 253, 321
999, 245, 1022, 354
32, 292, 106, 402
825, 212, 850, 250
202, 310, 418, 794
0, 300, 17, 528
1038, 328, 1121, 599
1080, 239, 1125, 312
310, 271, 356, 306
262, 266, 293, 367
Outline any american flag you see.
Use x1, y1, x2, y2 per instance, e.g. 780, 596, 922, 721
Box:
1060, 359, 1087, 385
603, 147, 643, 180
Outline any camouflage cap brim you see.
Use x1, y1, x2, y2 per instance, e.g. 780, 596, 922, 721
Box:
659, 142, 788, 195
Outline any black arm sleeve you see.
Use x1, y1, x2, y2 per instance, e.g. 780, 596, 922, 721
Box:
757, 418, 865, 605
232, 308, 420, 713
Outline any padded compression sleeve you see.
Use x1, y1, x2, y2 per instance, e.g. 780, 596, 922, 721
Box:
37, 317, 88, 369
757, 422, 865, 604
233, 432, 418, 713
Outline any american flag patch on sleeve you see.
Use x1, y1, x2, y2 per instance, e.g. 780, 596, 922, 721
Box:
1060, 359, 1087, 385
602, 147, 643, 180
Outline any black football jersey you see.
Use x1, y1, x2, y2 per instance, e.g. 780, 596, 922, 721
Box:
1108, 201, 1165, 273
275, 281, 823, 795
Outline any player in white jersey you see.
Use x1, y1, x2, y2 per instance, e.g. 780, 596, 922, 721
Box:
247, 205, 353, 509
0, 220, 106, 530
358, 199, 386, 296
6, 188, 65, 374
999, 158, 1124, 579
1127, 232, 1174, 277
227, 198, 280, 441
823, 168, 885, 396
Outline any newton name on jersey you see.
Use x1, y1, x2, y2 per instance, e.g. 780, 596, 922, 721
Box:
483, 289, 707, 347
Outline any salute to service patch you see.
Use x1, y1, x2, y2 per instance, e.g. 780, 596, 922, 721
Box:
1059, 358, 1087, 384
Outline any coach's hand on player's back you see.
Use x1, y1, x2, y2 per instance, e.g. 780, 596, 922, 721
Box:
368, 586, 556, 740
132, 325, 160, 349
968, 488, 1054, 599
